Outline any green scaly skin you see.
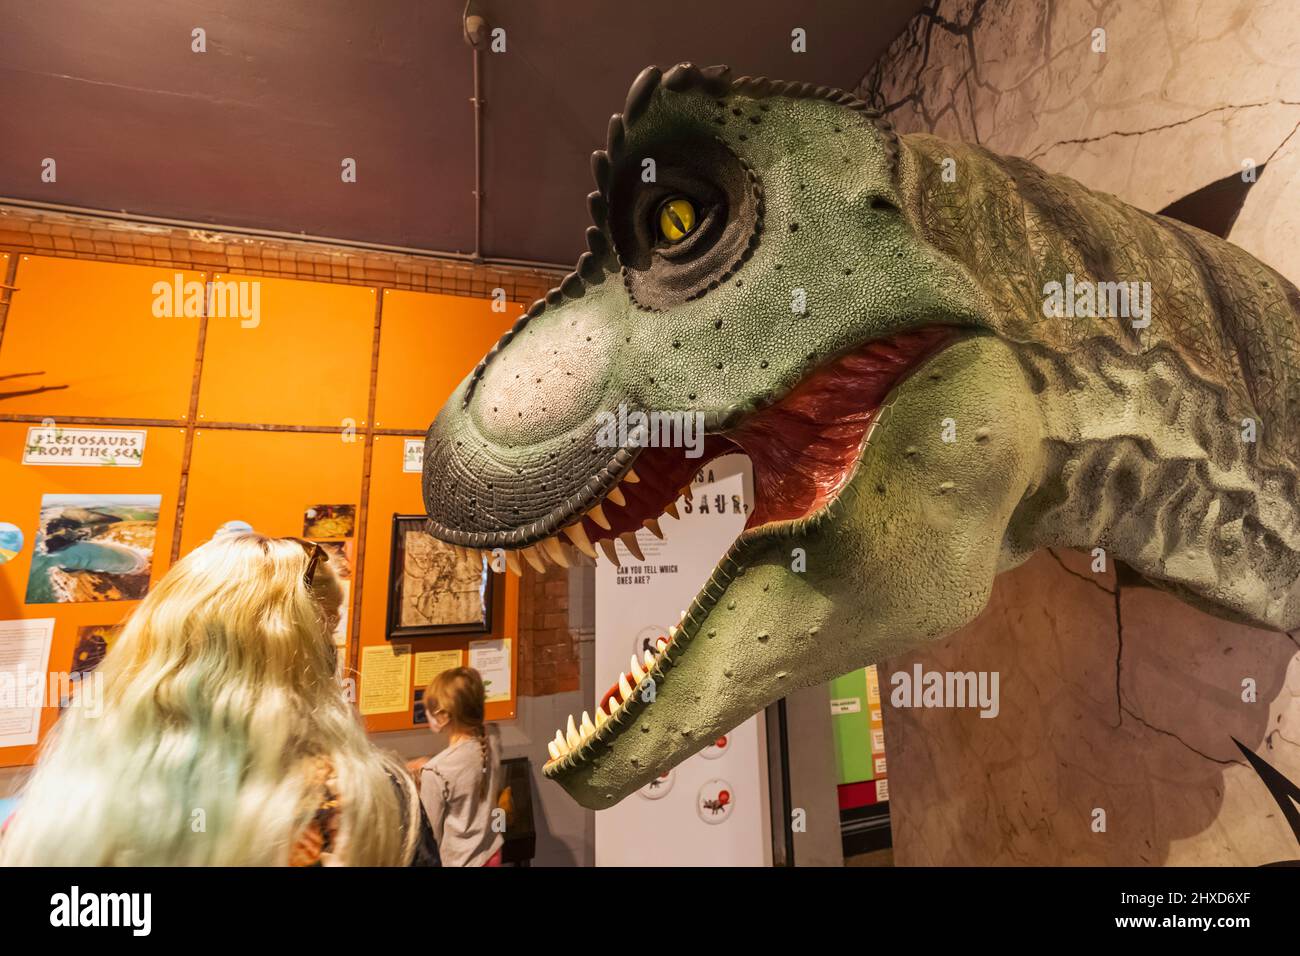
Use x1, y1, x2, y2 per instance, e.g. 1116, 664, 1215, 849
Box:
421, 65, 1300, 810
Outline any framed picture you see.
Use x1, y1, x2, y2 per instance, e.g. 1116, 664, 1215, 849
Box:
385, 514, 493, 639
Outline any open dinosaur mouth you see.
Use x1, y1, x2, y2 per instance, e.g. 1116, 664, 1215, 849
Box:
537, 324, 960, 771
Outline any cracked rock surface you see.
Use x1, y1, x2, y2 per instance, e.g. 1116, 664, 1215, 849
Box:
859, 0, 1300, 283
882, 550, 1300, 864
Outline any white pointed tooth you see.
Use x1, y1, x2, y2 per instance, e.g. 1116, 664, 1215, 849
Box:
580, 711, 596, 738
624, 468, 641, 483
606, 486, 626, 507
680, 609, 687, 621
644, 649, 656, 669
607, 694, 621, 715
563, 523, 598, 558
542, 536, 571, 567
656, 638, 668, 653
619, 672, 634, 701
595, 705, 608, 726
547, 739, 561, 761
504, 549, 523, 575
553, 729, 568, 756
522, 545, 546, 573
630, 655, 645, 682
565, 714, 582, 750
643, 517, 664, 539
664, 501, 679, 520
620, 531, 645, 561
598, 537, 621, 566
589, 503, 611, 530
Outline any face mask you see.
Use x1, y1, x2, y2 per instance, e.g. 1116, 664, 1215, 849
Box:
429, 712, 451, 733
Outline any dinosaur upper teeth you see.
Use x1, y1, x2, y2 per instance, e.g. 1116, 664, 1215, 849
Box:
438, 468, 688, 581
564, 523, 597, 558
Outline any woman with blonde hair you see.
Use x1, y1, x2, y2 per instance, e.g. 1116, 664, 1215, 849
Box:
0, 533, 437, 867
416, 667, 504, 866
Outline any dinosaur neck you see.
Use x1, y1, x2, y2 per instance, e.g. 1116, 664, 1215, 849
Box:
1006, 337, 1300, 631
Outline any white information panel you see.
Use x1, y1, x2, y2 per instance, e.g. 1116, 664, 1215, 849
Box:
594, 454, 771, 866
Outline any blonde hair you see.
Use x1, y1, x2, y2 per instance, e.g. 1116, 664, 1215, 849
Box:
0, 533, 419, 866
425, 667, 491, 799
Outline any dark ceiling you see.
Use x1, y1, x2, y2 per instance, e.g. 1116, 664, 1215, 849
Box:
0, 0, 924, 265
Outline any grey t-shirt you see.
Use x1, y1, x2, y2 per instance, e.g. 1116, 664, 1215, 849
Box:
418, 731, 504, 867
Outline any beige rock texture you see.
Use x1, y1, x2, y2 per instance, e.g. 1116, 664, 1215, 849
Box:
858, 0, 1300, 280
883, 550, 1300, 865
862, 0, 1300, 865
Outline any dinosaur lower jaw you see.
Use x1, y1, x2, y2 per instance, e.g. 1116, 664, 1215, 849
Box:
542, 325, 959, 772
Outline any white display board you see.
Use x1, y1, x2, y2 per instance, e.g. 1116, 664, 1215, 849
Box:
595, 454, 771, 866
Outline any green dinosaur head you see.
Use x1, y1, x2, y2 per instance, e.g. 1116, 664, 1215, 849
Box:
420, 64, 1054, 809
422, 57, 1300, 809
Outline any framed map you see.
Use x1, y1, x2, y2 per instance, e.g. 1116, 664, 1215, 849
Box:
385, 514, 492, 639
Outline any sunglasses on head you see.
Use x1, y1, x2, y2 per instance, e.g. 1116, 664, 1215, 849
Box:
293, 539, 328, 587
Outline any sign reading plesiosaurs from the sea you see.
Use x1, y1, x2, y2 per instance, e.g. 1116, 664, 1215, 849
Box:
22, 425, 146, 468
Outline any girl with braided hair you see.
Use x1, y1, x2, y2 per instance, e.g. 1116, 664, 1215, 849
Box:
416, 667, 504, 866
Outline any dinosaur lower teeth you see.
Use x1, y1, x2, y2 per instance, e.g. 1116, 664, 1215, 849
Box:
544, 636, 676, 768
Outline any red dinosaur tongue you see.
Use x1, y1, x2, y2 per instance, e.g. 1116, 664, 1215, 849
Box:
566, 325, 961, 550
731, 325, 959, 527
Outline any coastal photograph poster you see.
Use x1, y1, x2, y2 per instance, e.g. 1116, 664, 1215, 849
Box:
24, 494, 161, 604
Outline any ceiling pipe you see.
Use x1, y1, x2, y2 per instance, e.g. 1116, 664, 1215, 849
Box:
463, 2, 490, 263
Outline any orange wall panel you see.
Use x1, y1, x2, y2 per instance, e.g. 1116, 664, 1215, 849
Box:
0, 265, 527, 763
372, 289, 518, 432
359, 435, 518, 730
0, 256, 203, 420
177, 429, 365, 554
0, 422, 186, 768
196, 275, 374, 427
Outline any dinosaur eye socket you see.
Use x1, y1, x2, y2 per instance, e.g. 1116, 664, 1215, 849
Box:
607, 135, 760, 309
657, 197, 697, 243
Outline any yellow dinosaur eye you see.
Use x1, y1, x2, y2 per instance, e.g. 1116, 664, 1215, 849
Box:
657, 197, 697, 243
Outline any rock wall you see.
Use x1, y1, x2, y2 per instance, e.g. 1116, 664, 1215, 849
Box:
863, 0, 1300, 865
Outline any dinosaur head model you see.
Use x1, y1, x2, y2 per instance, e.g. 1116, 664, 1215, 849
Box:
422, 64, 1300, 810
